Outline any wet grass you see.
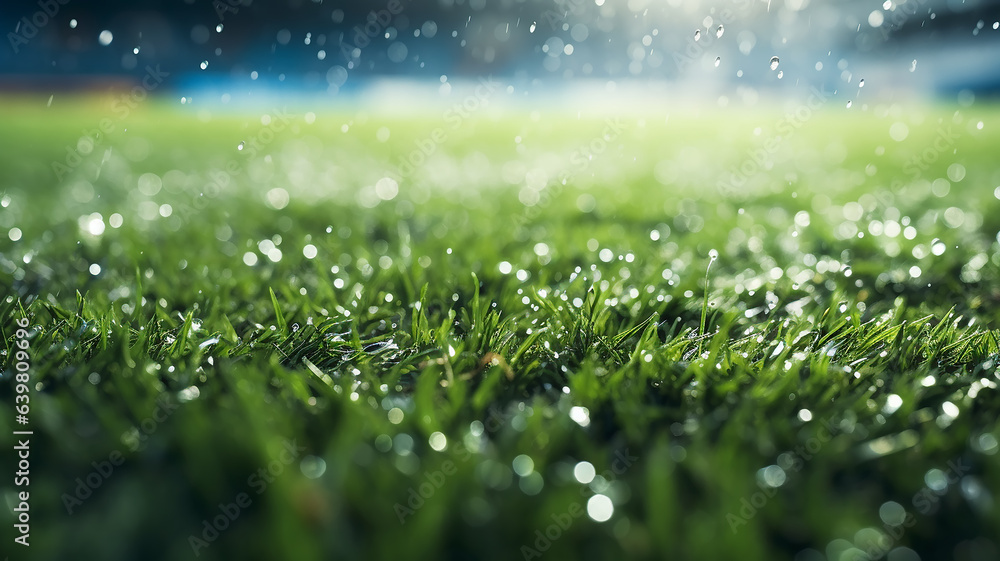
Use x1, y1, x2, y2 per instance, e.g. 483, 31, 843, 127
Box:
1, 97, 999, 561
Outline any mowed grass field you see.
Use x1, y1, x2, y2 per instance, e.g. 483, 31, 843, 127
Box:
1, 96, 999, 561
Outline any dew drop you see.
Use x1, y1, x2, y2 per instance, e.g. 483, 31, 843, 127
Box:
769, 56, 780, 70
587, 494, 614, 522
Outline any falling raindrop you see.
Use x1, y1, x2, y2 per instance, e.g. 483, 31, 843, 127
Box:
98, 30, 113, 46
777, 70, 783, 79
859, 78, 865, 87
909, 60, 918, 72
769, 56, 780, 70
846, 100, 853, 108
237, 141, 245, 151
694, 29, 701, 41
716, 25, 724, 38
69, 19, 78, 29
216, 24, 224, 32
200, 61, 208, 70
133, 47, 140, 54
714, 57, 721, 67
529, 22, 536, 33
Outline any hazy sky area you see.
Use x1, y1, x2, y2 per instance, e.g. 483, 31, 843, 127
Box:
1, 0, 998, 106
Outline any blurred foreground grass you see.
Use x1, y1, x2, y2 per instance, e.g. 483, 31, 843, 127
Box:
1, 96, 1000, 561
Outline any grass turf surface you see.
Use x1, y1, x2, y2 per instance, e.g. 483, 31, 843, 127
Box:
1, 97, 1000, 561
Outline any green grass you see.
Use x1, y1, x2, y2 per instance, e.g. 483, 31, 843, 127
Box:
2, 96, 999, 561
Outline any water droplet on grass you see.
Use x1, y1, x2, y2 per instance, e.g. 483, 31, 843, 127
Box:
569, 406, 590, 427
512, 455, 534, 476
587, 495, 614, 522
429, 432, 447, 451
300, 456, 326, 478
758, 465, 787, 488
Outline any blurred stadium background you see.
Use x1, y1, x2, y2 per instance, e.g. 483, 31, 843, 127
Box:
3, 0, 999, 107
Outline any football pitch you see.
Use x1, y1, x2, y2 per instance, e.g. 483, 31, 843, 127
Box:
2, 97, 999, 560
